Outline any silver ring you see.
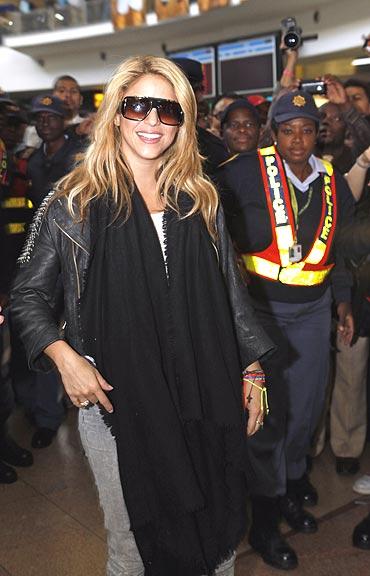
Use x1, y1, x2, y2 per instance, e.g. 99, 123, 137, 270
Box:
79, 400, 90, 409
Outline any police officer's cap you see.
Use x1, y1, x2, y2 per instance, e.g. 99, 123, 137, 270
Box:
271, 90, 320, 125
171, 58, 203, 87
0, 93, 15, 108
220, 98, 261, 127
6, 105, 28, 124
31, 95, 66, 117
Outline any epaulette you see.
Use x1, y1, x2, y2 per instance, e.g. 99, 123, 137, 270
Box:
218, 154, 240, 168
17, 189, 57, 265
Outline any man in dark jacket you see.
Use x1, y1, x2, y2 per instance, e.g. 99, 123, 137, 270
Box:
15, 95, 83, 449
28, 95, 83, 208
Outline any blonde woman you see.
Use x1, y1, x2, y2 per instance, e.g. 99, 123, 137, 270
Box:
11, 56, 273, 576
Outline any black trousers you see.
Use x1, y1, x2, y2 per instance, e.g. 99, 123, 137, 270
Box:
246, 290, 332, 496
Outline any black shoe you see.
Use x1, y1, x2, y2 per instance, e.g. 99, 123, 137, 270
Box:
290, 474, 318, 507
353, 513, 370, 550
280, 494, 318, 533
249, 527, 298, 570
0, 436, 33, 467
0, 460, 17, 484
32, 427, 57, 449
336, 457, 360, 476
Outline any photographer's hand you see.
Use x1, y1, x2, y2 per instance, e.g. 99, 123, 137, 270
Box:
324, 75, 351, 111
279, 43, 299, 89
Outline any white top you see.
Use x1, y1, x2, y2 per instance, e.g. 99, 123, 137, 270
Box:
150, 211, 167, 275
283, 155, 328, 193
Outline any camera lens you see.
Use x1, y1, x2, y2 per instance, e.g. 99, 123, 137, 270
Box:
284, 32, 300, 49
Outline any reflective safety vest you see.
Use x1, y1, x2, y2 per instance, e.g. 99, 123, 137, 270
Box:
242, 145, 338, 287
0, 156, 33, 235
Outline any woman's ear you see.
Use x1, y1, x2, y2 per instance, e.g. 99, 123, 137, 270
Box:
114, 114, 120, 127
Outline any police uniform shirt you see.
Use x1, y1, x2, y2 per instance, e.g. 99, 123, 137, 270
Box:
217, 151, 355, 304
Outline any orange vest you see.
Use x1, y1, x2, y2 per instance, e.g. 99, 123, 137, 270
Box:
242, 146, 338, 287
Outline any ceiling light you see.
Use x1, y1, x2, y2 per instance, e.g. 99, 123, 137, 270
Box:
351, 56, 370, 66
54, 12, 65, 21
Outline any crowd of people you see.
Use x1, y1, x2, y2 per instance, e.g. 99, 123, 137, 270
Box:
1, 45, 370, 575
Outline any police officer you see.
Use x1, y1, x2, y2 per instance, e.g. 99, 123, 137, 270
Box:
15, 95, 84, 449
218, 90, 355, 570
28, 95, 84, 208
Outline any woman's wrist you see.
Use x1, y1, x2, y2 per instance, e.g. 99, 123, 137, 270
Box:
356, 155, 370, 170
44, 340, 80, 374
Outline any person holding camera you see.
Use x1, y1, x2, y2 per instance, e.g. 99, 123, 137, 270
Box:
218, 89, 354, 571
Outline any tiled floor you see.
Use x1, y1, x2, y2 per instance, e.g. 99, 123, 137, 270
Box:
1, 408, 370, 575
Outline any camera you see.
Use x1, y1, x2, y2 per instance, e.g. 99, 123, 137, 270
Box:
299, 80, 327, 96
281, 17, 302, 50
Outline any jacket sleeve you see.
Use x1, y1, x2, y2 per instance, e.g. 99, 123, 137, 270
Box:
330, 170, 355, 304
216, 204, 276, 368
10, 204, 63, 372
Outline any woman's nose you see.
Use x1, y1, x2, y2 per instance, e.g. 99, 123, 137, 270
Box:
144, 107, 160, 126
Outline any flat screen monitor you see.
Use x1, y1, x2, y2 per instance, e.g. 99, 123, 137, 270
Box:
168, 46, 216, 98
218, 35, 277, 94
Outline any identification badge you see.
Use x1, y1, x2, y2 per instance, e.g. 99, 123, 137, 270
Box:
289, 244, 302, 263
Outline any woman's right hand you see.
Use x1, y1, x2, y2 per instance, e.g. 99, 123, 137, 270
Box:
44, 340, 114, 413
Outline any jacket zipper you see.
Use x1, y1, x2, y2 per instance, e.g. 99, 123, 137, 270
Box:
53, 219, 89, 254
211, 241, 219, 264
53, 218, 88, 300
72, 243, 81, 299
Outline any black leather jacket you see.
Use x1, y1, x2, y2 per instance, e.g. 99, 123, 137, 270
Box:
11, 192, 274, 371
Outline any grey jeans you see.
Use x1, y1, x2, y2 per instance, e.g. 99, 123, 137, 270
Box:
78, 405, 235, 576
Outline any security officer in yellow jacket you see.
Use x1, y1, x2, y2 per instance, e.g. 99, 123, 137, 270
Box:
218, 90, 355, 570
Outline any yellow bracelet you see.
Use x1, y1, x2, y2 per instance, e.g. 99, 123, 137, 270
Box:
244, 378, 270, 415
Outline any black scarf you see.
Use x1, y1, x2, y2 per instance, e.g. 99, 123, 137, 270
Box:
81, 190, 250, 576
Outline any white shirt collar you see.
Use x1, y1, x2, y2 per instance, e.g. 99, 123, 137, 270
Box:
283, 155, 328, 192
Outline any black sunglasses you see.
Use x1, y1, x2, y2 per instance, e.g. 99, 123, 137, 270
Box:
120, 96, 184, 126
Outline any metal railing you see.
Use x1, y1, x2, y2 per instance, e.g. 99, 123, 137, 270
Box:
0, 0, 111, 35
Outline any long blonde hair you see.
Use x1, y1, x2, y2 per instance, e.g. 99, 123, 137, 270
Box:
56, 55, 219, 237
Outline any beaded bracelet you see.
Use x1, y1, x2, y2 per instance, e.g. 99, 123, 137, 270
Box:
282, 68, 294, 78
242, 369, 269, 415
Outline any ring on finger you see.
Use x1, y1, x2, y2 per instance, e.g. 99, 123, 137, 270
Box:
79, 399, 91, 409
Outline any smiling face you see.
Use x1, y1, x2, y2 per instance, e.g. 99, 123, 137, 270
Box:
274, 117, 317, 168
223, 107, 260, 153
116, 74, 180, 175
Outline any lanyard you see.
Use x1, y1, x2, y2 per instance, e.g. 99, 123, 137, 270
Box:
288, 179, 313, 233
